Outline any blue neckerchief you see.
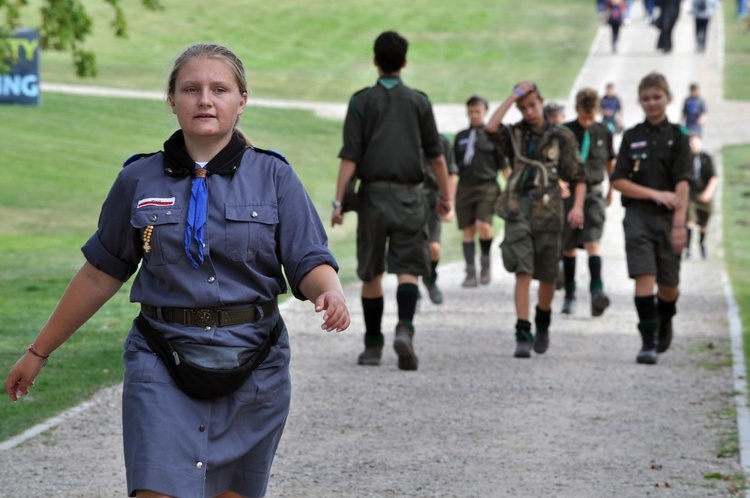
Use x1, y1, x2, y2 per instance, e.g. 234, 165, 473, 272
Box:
185, 168, 208, 268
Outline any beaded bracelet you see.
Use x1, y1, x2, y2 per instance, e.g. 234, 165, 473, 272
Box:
27, 344, 49, 367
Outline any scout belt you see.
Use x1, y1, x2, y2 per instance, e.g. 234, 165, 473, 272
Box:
141, 299, 278, 328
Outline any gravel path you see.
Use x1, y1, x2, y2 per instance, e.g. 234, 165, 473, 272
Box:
3, 3, 750, 497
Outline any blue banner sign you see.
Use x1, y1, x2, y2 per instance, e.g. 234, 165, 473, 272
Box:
1, 28, 40, 106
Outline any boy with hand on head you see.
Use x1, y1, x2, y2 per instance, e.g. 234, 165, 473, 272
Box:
486, 81, 587, 358
560, 88, 616, 316
610, 72, 691, 365
454, 94, 509, 287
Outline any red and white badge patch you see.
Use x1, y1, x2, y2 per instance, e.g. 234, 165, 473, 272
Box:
137, 197, 175, 208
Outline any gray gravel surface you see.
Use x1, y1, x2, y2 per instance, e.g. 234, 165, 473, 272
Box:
3, 2, 750, 497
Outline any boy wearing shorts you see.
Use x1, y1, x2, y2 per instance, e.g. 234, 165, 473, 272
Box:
561, 88, 616, 316
610, 72, 691, 365
486, 81, 587, 358
454, 95, 509, 287
685, 133, 717, 259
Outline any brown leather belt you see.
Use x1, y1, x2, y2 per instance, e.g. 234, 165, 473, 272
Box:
141, 299, 278, 328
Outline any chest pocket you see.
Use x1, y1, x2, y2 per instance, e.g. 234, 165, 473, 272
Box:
131, 206, 184, 266
225, 203, 279, 262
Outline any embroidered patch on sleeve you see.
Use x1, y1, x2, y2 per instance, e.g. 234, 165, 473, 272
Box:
137, 197, 176, 208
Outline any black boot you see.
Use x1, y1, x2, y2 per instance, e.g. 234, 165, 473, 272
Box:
636, 319, 659, 365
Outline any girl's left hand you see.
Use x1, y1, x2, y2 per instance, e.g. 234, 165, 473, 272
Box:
315, 291, 351, 332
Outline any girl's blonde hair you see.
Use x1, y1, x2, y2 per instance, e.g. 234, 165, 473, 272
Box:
167, 43, 252, 145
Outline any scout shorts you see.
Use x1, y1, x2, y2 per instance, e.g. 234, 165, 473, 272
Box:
561, 185, 607, 251
500, 196, 561, 283
623, 208, 681, 287
456, 180, 501, 229
356, 183, 430, 282
687, 197, 712, 228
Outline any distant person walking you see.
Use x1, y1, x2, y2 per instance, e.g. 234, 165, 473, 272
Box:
606, 0, 627, 53
601, 82, 623, 134
685, 134, 717, 260
610, 72, 691, 365
332, 31, 452, 371
657, 0, 682, 53
692, 0, 719, 52
682, 82, 708, 137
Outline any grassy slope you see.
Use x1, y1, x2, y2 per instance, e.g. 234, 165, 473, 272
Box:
721, 5, 750, 364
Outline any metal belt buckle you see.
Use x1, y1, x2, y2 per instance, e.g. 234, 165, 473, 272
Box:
193, 309, 216, 328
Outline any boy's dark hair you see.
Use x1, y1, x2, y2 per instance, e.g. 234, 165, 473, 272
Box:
374, 31, 408, 74
638, 72, 671, 98
514, 82, 543, 101
689, 82, 699, 91
466, 94, 489, 110
543, 102, 564, 116
575, 88, 600, 113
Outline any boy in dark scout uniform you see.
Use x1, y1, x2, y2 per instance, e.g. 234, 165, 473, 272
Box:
685, 133, 717, 260
486, 81, 587, 358
454, 94, 510, 287
331, 31, 452, 370
561, 88, 616, 317
610, 72, 691, 365
421, 133, 459, 304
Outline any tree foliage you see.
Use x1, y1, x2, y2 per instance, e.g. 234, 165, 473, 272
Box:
0, 0, 162, 76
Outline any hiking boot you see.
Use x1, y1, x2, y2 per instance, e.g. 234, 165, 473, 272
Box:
657, 318, 673, 353
555, 263, 565, 290
393, 323, 418, 371
462, 267, 478, 288
514, 329, 534, 358
636, 321, 659, 365
425, 282, 444, 305
357, 346, 382, 366
561, 295, 576, 315
533, 329, 549, 354
480, 256, 491, 285
591, 289, 610, 317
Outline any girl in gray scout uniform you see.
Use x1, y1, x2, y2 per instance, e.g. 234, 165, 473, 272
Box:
4, 43, 350, 498
486, 81, 587, 359
560, 88, 616, 317
454, 94, 509, 288
611, 72, 691, 365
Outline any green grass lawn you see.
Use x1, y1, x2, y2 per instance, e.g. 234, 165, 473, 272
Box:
22, 0, 597, 102
723, 145, 750, 360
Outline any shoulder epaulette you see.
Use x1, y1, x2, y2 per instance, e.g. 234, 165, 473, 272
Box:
122, 152, 158, 168
252, 146, 289, 164
352, 87, 370, 97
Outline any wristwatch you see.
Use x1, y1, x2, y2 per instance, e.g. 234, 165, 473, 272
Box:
332, 200, 342, 209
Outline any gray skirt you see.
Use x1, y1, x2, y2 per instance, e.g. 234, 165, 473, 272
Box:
121, 317, 291, 498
